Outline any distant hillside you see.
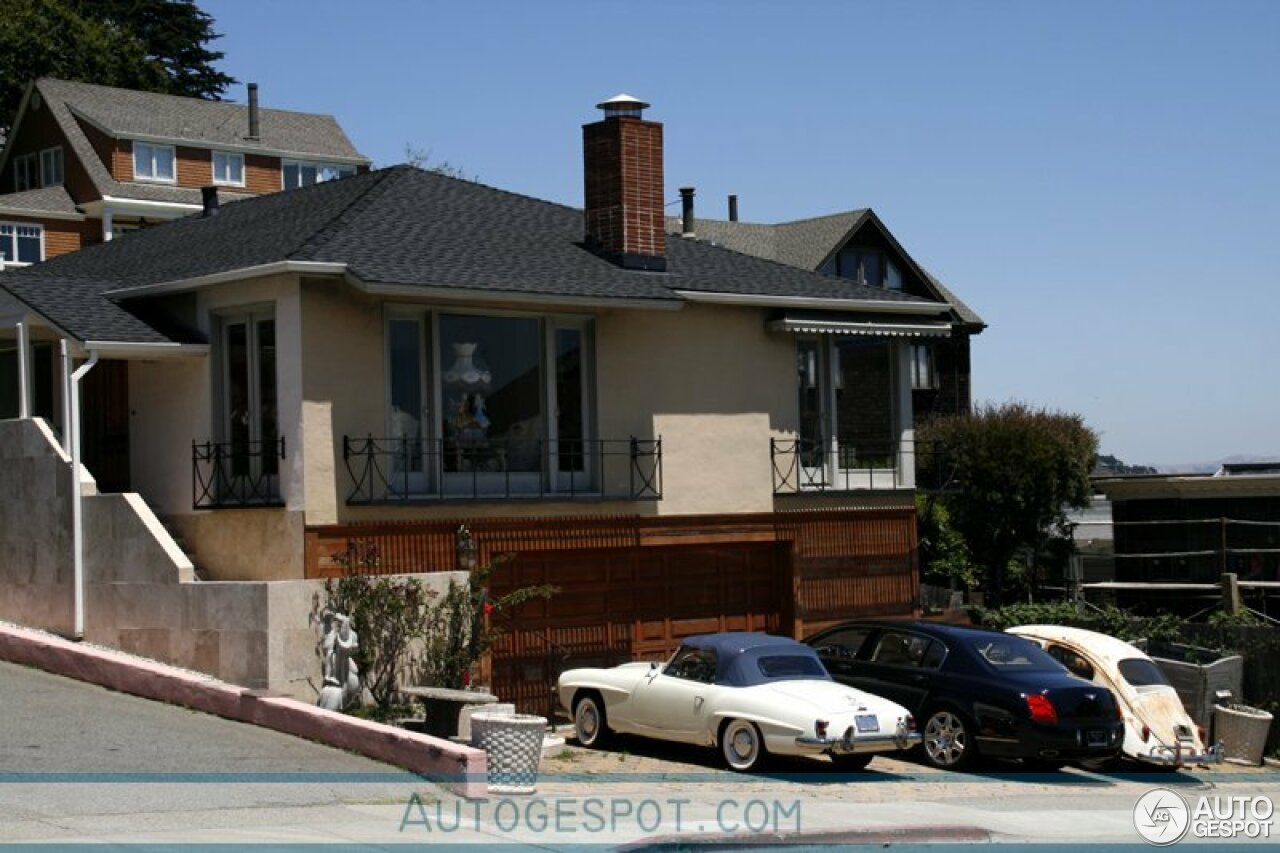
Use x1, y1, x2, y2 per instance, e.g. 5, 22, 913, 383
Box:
1156, 454, 1280, 474
1095, 454, 1157, 475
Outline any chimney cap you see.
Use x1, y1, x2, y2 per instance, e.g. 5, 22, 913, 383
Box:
596, 93, 650, 119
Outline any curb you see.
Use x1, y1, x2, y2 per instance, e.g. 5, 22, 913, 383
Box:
620, 823, 993, 849
0, 623, 487, 798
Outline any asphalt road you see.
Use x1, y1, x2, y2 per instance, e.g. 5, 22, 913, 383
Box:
4, 659, 1279, 846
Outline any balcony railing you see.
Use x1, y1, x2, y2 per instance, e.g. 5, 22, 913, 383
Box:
771, 437, 907, 494
192, 437, 286, 509
343, 436, 662, 504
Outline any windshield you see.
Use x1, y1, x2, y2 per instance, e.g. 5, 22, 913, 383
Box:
974, 637, 1064, 671
757, 654, 827, 680
1118, 658, 1171, 687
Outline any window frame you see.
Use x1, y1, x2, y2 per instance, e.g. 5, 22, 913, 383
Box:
0, 221, 45, 267
910, 343, 938, 390
39, 146, 64, 187
132, 141, 177, 184
211, 150, 246, 187
381, 304, 598, 498
13, 153, 38, 192
281, 159, 356, 190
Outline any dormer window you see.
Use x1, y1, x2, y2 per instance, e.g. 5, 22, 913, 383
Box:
133, 142, 176, 183
282, 160, 355, 190
13, 153, 37, 191
212, 151, 245, 186
40, 147, 64, 187
836, 249, 903, 290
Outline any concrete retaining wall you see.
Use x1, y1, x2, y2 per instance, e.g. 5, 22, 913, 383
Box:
0, 417, 464, 699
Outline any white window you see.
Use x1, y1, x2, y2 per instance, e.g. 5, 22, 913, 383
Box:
39, 147, 64, 187
910, 344, 937, 390
133, 142, 175, 183
212, 150, 245, 186
0, 223, 44, 266
13, 153, 37, 191
282, 159, 355, 189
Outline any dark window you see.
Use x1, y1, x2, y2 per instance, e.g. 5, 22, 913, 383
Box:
974, 637, 1061, 671
757, 654, 826, 680
871, 630, 937, 668
812, 626, 870, 660
665, 647, 717, 684
1118, 658, 1171, 688
1046, 645, 1094, 680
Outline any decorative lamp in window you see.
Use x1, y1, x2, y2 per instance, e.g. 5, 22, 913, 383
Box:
212, 151, 245, 186
40, 147, 64, 187
133, 142, 176, 183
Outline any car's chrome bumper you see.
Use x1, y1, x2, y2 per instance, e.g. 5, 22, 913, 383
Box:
1136, 740, 1225, 766
796, 721, 922, 754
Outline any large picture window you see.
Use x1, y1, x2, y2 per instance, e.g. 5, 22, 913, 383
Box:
383, 309, 594, 497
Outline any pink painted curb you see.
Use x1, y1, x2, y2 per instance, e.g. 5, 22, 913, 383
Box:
0, 623, 488, 798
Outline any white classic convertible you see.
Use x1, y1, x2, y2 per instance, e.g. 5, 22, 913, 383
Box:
557, 632, 921, 771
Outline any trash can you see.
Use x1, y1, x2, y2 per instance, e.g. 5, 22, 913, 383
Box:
1214, 703, 1274, 765
470, 712, 547, 794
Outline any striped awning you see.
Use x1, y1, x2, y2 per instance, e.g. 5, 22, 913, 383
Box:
767, 311, 952, 338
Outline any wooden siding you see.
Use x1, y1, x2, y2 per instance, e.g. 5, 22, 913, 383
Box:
245, 153, 280, 194
0, 214, 96, 260
304, 508, 918, 714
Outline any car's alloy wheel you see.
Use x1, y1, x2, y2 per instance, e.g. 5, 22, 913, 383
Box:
923, 709, 973, 770
574, 693, 610, 748
721, 718, 765, 772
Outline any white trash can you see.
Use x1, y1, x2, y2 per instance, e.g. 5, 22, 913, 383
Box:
470, 712, 547, 794
1214, 703, 1274, 766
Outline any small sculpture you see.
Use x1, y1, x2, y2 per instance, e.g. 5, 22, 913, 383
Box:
317, 611, 361, 711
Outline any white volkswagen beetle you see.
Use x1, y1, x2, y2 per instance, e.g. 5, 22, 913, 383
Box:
1008, 625, 1222, 768
557, 632, 921, 772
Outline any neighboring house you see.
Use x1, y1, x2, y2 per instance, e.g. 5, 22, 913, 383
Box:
666, 196, 985, 437
0, 77, 369, 267
0, 96, 973, 705
1094, 464, 1280, 613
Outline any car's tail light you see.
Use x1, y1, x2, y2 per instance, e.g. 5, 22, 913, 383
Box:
1024, 693, 1058, 724
815, 719, 829, 738
1141, 724, 1151, 742
904, 715, 918, 732
1115, 701, 1124, 721
1197, 724, 1208, 744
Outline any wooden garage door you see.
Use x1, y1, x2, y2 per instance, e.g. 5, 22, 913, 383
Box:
488, 541, 789, 716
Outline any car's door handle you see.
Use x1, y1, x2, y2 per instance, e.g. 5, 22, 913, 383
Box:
694, 696, 704, 709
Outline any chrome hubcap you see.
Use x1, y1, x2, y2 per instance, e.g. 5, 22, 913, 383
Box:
577, 703, 598, 740
925, 712, 966, 766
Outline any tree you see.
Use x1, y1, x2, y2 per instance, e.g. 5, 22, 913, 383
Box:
918, 402, 1098, 606
0, 0, 235, 137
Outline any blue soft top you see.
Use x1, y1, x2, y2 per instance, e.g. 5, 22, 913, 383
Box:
681, 632, 831, 687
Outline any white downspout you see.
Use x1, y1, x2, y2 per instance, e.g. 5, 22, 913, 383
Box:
16, 319, 30, 419
70, 349, 99, 639
60, 339, 72, 455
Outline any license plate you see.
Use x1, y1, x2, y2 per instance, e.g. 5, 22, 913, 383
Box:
1085, 729, 1108, 747
855, 714, 880, 733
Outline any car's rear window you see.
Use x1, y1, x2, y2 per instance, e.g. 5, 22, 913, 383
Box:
757, 654, 827, 680
974, 637, 1062, 671
1118, 658, 1171, 687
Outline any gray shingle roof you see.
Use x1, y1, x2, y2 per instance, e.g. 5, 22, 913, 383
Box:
1, 167, 945, 345
6, 79, 367, 210
667, 210, 984, 328
0, 185, 79, 217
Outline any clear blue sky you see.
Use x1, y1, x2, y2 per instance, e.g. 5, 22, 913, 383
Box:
203, 0, 1279, 468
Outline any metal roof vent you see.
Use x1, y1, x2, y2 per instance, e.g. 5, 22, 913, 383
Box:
596, 94, 649, 120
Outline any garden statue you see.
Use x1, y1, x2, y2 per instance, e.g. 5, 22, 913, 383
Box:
317, 611, 361, 711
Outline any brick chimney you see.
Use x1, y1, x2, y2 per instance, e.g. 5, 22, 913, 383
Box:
582, 94, 666, 271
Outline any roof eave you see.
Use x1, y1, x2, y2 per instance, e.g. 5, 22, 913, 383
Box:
353, 276, 685, 312
673, 290, 952, 314
103, 260, 349, 297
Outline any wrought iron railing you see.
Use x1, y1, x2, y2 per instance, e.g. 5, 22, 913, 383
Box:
343, 436, 662, 504
192, 437, 285, 509
771, 437, 906, 494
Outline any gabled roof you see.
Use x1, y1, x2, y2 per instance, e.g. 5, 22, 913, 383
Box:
0, 78, 368, 212
668, 210, 984, 328
1, 166, 948, 347
0, 186, 81, 219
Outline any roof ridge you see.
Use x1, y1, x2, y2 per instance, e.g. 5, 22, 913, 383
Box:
287, 167, 408, 260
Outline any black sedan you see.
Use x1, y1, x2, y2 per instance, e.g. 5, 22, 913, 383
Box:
804, 621, 1125, 770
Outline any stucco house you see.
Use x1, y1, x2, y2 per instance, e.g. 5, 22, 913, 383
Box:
0, 96, 977, 704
